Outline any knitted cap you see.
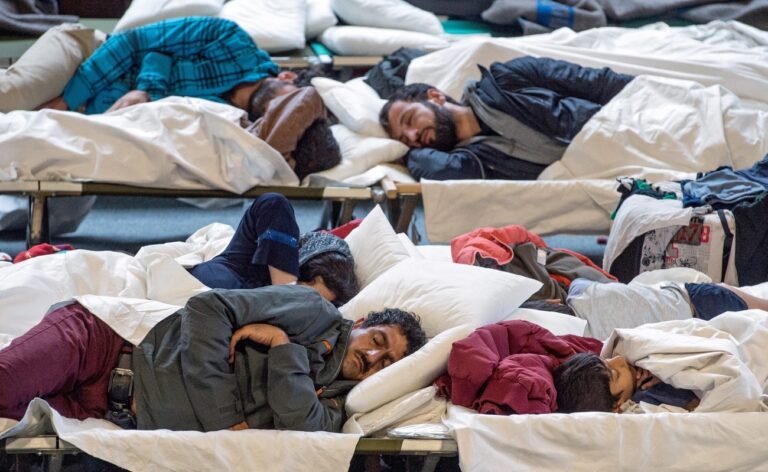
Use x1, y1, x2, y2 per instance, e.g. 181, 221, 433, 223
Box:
298, 231, 352, 266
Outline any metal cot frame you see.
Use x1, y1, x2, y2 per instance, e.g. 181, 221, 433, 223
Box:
1, 434, 458, 472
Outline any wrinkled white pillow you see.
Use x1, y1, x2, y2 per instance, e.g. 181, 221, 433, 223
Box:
341, 258, 542, 337
306, 0, 338, 39
319, 26, 449, 56
344, 205, 409, 289
0, 24, 105, 112
114, 0, 225, 32
503, 308, 587, 336
310, 125, 408, 183
219, 0, 306, 52
312, 77, 386, 137
345, 324, 474, 414
331, 0, 443, 35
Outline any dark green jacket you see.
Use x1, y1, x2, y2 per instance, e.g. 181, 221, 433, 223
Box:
132, 285, 356, 432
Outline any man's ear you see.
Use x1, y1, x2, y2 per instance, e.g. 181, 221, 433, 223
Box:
277, 70, 298, 82
426, 88, 447, 105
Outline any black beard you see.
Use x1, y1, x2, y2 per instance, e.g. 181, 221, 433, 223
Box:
425, 101, 459, 151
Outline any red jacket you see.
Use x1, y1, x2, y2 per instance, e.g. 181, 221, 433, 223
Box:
435, 320, 602, 414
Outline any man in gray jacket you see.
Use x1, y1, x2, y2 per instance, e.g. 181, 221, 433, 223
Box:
0, 285, 427, 432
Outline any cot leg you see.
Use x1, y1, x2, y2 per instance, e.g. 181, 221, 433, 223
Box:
338, 200, 357, 225
394, 195, 418, 235
27, 194, 50, 247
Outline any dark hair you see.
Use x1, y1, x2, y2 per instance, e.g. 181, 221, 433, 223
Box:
361, 308, 427, 356
553, 352, 617, 413
378, 83, 459, 134
298, 251, 358, 306
293, 117, 341, 179
291, 66, 326, 88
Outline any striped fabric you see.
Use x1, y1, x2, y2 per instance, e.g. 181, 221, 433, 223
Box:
63, 17, 278, 114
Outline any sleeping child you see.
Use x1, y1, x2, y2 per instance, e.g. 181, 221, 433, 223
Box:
554, 309, 768, 414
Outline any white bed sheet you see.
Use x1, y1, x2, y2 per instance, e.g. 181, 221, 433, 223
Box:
0, 97, 298, 193
410, 22, 768, 242
0, 225, 360, 471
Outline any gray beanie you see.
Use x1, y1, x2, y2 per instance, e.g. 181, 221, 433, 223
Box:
298, 231, 353, 266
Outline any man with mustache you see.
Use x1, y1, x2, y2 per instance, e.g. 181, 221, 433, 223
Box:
379, 56, 634, 181
0, 286, 426, 432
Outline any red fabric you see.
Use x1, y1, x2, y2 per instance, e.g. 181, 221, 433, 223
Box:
435, 320, 602, 414
554, 247, 617, 281
330, 219, 363, 239
14, 243, 75, 264
451, 225, 547, 265
0, 302, 124, 420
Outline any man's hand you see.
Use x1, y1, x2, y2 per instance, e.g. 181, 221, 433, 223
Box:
635, 367, 661, 391
229, 324, 289, 363
37, 96, 68, 111
106, 90, 150, 112
228, 421, 249, 431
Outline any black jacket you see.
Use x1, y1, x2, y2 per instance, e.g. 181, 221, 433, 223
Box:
407, 56, 634, 181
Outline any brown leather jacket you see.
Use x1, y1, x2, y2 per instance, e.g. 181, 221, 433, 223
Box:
246, 87, 326, 169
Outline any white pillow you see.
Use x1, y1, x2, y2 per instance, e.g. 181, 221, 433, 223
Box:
344, 205, 409, 289
319, 26, 449, 56
0, 24, 105, 112
503, 308, 587, 336
306, 0, 338, 39
396, 233, 423, 259
312, 77, 386, 137
341, 258, 542, 337
345, 324, 475, 414
114, 0, 225, 32
415, 244, 452, 262
331, 0, 443, 35
219, 0, 306, 52
310, 125, 408, 183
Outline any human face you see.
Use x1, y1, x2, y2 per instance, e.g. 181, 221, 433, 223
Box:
340, 324, 409, 381
604, 356, 636, 410
386, 100, 458, 151
300, 276, 336, 304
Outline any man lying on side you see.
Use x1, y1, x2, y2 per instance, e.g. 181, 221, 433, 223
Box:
0, 286, 427, 431
379, 56, 634, 181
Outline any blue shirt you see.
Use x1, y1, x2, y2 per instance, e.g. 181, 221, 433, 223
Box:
63, 17, 279, 114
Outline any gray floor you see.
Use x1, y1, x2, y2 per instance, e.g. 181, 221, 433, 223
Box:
0, 195, 606, 264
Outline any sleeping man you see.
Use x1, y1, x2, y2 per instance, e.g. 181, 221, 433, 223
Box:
0, 286, 427, 432
554, 308, 768, 414
6, 16, 340, 179
379, 56, 634, 181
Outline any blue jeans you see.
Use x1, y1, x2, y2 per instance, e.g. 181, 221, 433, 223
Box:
189, 193, 300, 289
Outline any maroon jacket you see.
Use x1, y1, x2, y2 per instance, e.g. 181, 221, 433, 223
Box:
435, 320, 601, 414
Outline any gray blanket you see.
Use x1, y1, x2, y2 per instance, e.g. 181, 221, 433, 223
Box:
0, 0, 77, 36
482, 0, 607, 32
681, 0, 768, 30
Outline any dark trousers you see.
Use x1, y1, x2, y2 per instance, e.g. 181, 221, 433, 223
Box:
188, 193, 300, 289
0, 302, 123, 420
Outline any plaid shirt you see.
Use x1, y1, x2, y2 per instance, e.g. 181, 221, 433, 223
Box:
63, 17, 278, 114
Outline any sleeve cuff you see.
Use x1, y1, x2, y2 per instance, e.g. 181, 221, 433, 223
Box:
62, 73, 91, 111
251, 230, 299, 277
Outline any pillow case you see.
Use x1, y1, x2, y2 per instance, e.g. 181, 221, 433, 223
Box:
503, 307, 587, 336
319, 26, 448, 56
345, 324, 475, 414
306, 0, 338, 39
310, 125, 408, 183
0, 24, 105, 112
331, 0, 443, 35
219, 0, 306, 52
114, 0, 225, 32
340, 257, 542, 337
344, 205, 409, 289
312, 77, 386, 137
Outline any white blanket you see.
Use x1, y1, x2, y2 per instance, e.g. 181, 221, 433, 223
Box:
603, 310, 768, 413
0, 225, 360, 471
445, 310, 768, 471
0, 97, 298, 193
409, 22, 768, 242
